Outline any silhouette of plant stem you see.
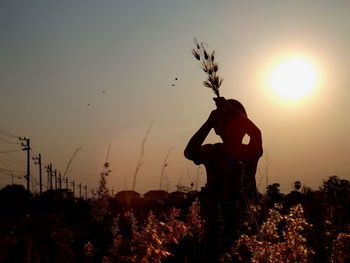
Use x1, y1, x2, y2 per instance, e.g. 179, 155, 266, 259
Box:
91, 144, 112, 221
105, 141, 111, 164
132, 121, 153, 191
159, 147, 174, 190
63, 147, 82, 179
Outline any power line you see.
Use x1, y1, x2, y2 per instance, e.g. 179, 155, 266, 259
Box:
0, 128, 20, 138
0, 150, 22, 153
0, 137, 21, 145
0, 158, 25, 170
0, 168, 13, 171
0, 153, 25, 163
15, 175, 26, 181
0, 172, 25, 180
0, 169, 14, 184
0, 155, 25, 166
30, 149, 38, 158
0, 168, 25, 177
0, 172, 13, 176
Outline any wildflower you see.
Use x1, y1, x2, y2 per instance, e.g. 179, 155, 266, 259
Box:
83, 242, 94, 257
233, 204, 314, 262
330, 232, 350, 263
107, 201, 204, 263
91, 162, 111, 221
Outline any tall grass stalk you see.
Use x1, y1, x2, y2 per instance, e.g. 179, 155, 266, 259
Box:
62, 147, 82, 179
132, 121, 153, 191
192, 38, 223, 97
159, 147, 174, 190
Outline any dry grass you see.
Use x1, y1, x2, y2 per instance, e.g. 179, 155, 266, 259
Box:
192, 38, 223, 97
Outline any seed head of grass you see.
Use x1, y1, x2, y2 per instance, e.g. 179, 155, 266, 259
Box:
192, 38, 223, 97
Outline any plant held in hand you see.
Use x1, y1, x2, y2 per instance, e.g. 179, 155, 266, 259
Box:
192, 38, 223, 97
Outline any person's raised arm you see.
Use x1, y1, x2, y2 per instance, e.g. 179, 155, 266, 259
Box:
184, 110, 216, 162
242, 116, 263, 159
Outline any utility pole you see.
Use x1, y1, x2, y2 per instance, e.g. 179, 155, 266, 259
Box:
78, 183, 82, 198
45, 165, 50, 190
33, 154, 42, 194
71, 180, 75, 196
45, 163, 53, 190
54, 169, 57, 190
50, 164, 53, 190
65, 177, 69, 190
31, 179, 35, 194
58, 172, 62, 189
84, 185, 87, 199
20, 137, 30, 192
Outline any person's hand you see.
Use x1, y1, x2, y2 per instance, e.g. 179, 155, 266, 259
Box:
214, 96, 242, 117
213, 97, 227, 109
207, 109, 219, 127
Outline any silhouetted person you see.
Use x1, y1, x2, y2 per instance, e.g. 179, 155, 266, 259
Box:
184, 97, 263, 262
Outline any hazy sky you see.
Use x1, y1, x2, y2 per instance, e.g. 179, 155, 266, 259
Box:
1, 0, 350, 194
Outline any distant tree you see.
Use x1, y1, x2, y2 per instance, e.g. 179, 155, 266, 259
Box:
301, 185, 314, 195
294, 181, 301, 191
0, 184, 32, 216
265, 183, 284, 206
285, 181, 304, 207
320, 176, 350, 201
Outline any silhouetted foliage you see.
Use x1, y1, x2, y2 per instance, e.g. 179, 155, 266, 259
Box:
1, 175, 350, 262
320, 175, 350, 201
265, 183, 285, 206
0, 184, 32, 216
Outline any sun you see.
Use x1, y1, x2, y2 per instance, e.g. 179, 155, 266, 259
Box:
268, 57, 318, 100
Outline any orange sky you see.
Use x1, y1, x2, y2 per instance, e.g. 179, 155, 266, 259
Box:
1, 1, 350, 194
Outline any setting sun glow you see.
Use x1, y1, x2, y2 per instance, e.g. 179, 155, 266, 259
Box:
268, 57, 318, 100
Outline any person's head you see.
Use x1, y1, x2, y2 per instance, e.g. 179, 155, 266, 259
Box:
213, 99, 247, 136
226, 99, 247, 117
